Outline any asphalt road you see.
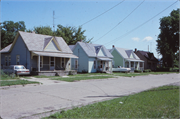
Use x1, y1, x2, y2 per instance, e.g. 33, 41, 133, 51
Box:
0, 73, 179, 119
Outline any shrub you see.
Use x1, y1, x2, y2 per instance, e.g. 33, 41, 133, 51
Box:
143, 69, 151, 72
134, 70, 142, 73
156, 67, 170, 72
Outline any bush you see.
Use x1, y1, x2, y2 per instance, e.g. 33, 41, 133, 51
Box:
134, 70, 142, 73
156, 67, 170, 72
143, 69, 151, 72
170, 67, 179, 72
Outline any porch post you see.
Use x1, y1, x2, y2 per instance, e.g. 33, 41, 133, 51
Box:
129, 61, 130, 68
38, 55, 40, 72
134, 62, 135, 70
111, 60, 112, 74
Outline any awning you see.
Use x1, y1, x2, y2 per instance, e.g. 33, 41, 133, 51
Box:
97, 57, 112, 61
33, 51, 78, 58
125, 58, 144, 62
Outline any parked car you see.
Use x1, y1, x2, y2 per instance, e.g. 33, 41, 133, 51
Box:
3, 65, 30, 75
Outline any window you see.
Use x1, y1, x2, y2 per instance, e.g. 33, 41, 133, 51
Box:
5, 56, 8, 66
75, 59, 78, 69
40, 56, 43, 68
16, 55, 20, 65
94, 60, 96, 69
9, 56, 11, 65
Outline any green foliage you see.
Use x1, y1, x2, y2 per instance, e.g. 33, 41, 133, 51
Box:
26, 25, 92, 45
51, 76, 114, 82
134, 70, 142, 73
1, 21, 26, 49
56, 25, 92, 45
0, 80, 39, 86
156, 67, 170, 72
31, 26, 54, 36
156, 9, 179, 67
46, 85, 179, 118
0, 70, 19, 80
143, 69, 151, 72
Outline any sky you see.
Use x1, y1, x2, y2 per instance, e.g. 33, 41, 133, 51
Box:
1, 0, 179, 59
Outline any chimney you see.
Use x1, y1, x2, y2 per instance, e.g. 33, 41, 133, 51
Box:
112, 45, 115, 48
135, 48, 137, 52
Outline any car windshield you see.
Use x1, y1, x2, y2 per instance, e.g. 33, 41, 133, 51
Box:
15, 66, 25, 69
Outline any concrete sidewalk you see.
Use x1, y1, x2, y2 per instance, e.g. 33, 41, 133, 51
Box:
0, 73, 179, 119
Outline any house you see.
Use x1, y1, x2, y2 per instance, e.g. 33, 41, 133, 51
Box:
134, 48, 159, 71
109, 46, 144, 71
69, 42, 113, 73
0, 31, 78, 76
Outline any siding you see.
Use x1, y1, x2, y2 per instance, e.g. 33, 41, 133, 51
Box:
88, 57, 96, 73
97, 48, 105, 56
10, 35, 31, 69
111, 49, 124, 68
72, 44, 89, 72
44, 40, 59, 51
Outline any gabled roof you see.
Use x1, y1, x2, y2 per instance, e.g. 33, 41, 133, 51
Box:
74, 42, 113, 58
112, 47, 141, 60
0, 31, 72, 54
137, 50, 158, 62
43, 37, 52, 49
0, 44, 12, 53
69, 45, 75, 51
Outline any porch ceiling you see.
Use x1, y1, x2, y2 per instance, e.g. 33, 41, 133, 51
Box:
32, 51, 78, 58
125, 58, 144, 62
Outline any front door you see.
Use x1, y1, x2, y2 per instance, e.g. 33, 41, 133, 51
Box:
50, 57, 55, 70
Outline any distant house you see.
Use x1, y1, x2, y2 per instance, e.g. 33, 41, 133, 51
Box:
0, 31, 78, 76
69, 42, 113, 73
134, 49, 159, 71
109, 46, 144, 71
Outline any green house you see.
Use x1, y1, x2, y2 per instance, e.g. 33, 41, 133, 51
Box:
110, 46, 144, 71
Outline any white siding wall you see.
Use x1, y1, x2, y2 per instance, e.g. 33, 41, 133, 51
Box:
72, 44, 89, 73
44, 40, 59, 51
88, 57, 96, 73
97, 48, 106, 56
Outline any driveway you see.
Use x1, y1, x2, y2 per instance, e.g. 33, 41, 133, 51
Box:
0, 73, 179, 119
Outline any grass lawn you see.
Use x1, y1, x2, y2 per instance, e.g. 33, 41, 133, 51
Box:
32, 72, 178, 82
0, 80, 39, 86
45, 85, 179, 118
50, 75, 115, 82
113, 72, 178, 77
0, 72, 40, 86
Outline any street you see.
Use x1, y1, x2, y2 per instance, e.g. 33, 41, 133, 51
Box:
0, 73, 179, 119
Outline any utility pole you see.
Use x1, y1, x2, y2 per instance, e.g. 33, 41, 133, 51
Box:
53, 11, 55, 36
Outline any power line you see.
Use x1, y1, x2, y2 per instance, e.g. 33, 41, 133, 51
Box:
104, 0, 178, 47
93, 0, 145, 43
81, 0, 125, 26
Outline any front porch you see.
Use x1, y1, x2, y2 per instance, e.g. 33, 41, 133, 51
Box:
31, 52, 78, 76
97, 58, 112, 73
125, 59, 144, 71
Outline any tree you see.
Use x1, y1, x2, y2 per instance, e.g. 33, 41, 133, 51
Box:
27, 25, 92, 45
56, 25, 92, 45
1, 21, 26, 49
32, 26, 54, 36
156, 9, 179, 67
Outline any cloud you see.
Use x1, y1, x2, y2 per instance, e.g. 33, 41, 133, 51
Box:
132, 37, 140, 42
143, 36, 153, 41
